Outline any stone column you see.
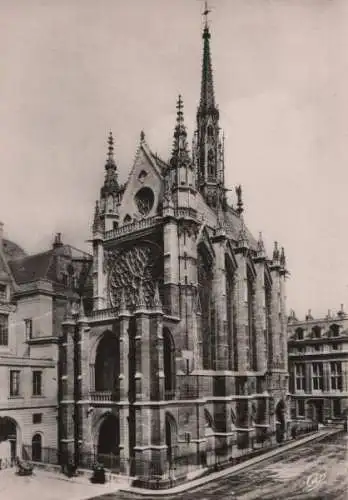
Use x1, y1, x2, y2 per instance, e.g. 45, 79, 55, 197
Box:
163, 205, 180, 317
254, 259, 267, 373
270, 265, 281, 369
134, 306, 151, 401
212, 237, 228, 371
77, 314, 91, 457
60, 316, 76, 465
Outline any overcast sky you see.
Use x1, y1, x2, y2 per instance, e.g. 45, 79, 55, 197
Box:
1, 0, 347, 318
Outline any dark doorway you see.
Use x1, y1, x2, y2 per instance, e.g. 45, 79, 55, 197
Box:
97, 414, 120, 456
275, 400, 286, 431
165, 413, 177, 466
32, 434, 42, 462
309, 399, 324, 423
0, 417, 17, 460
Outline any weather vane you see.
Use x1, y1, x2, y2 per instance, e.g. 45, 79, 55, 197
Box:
199, 0, 212, 27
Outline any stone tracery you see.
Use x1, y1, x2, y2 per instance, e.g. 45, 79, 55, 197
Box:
108, 242, 162, 310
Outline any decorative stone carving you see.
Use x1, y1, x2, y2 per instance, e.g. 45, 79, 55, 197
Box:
108, 242, 162, 310
177, 220, 200, 239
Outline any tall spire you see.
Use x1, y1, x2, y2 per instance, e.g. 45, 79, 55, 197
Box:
195, 3, 224, 209
101, 131, 119, 197
199, 2, 216, 113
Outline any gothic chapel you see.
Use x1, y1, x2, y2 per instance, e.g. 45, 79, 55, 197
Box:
60, 16, 289, 488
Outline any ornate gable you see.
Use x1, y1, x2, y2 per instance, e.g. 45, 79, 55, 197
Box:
117, 136, 163, 225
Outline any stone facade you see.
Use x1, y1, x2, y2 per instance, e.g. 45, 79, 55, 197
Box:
0, 227, 92, 464
60, 21, 289, 487
288, 307, 348, 423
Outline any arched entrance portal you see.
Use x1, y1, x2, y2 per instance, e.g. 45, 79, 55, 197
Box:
97, 413, 120, 471
0, 417, 17, 461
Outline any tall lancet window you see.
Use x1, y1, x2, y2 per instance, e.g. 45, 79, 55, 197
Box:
225, 256, 236, 371
265, 274, 272, 369
247, 266, 256, 371
198, 248, 215, 370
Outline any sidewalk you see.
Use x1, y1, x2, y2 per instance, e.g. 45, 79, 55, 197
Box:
120, 427, 342, 497
0, 467, 128, 500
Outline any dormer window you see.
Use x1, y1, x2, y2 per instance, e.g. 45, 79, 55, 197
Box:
295, 327, 304, 340
0, 284, 7, 302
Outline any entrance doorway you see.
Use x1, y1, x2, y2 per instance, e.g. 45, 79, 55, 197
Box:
32, 434, 42, 462
308, 399, 324, 423
97, 413, 120, 471
165, 413, 177, 467
0, 417, 17, 461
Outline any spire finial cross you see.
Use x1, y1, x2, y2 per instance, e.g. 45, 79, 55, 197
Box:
203, 1, 211, 27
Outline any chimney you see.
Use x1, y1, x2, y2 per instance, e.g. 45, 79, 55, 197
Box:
53, 232, 63, 248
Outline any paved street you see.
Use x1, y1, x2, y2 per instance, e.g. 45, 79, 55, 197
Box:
0, 468, 127, 500
90, 431, 348, 500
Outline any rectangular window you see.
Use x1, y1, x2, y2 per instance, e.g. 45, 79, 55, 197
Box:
32, 371, 42, 396
314, 345, 321, 352
297, 399, 305, 417
0, 284, 7, 301
295, 363, 305, 391
25, 319, 33, 340
0, 314, 8, 346
312, 363, 324, 390
330, 362, 342, 391
332, 399, 341, 417
32, 413, 42, 424
332, 343, 339, 351
10, 370, 20, 396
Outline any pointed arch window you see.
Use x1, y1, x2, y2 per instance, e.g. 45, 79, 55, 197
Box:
247, 265, 256, 370
198, 248, 215, 370
265, 274, 272, 368
163, 328, 176, 400
225, 256, 236, 370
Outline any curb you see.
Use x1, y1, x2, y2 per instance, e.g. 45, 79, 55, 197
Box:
119, 427, 342, 497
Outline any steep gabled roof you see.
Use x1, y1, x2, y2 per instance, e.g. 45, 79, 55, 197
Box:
9, 250, 54, 285
8, 245, 92, 286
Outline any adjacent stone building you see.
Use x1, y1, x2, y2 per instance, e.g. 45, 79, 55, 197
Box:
288, 307, 348, 423
60, 19, 289, 487
0, 228, 91, 464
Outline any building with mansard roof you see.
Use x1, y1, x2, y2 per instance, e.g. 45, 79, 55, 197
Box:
0, 227, 92, 465
288, 307, 348, 424
60, 19, 289, 488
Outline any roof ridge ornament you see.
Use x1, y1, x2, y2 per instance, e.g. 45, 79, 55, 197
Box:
236, 185, 244, 215
237, 215, 249, 249
256, 232, 266, 259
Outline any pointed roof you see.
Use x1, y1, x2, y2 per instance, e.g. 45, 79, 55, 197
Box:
170, 95, 191, 170
198, 18, 217, 115
101, 131, 119, 197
